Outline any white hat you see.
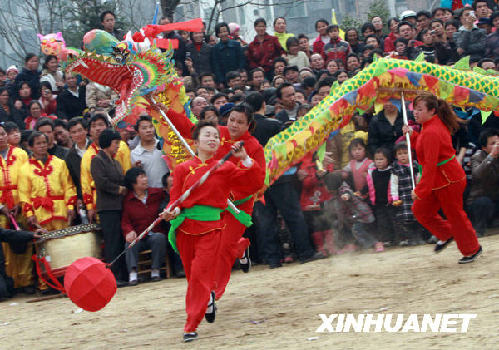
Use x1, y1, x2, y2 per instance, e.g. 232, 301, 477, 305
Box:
399, 10, 417, 21
6, 65, 18, 73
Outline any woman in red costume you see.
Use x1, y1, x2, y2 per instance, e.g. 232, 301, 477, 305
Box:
166, 104, 265, 300
161, 120, 263, 342
403, 93, 482, 264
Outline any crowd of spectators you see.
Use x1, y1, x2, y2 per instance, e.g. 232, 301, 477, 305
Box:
1, 2, 498, 298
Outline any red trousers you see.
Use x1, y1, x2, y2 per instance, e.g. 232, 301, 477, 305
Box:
176, 229, 221, 332
412, 179, 480, 256
213, 199, 253, 300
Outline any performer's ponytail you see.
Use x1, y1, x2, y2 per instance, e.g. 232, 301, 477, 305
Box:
414, 93, 461, 134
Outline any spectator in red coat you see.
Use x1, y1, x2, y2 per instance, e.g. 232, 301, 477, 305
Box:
122, 167, 167, 285
247, 18, 284, 80
312, 19, 330, 58
383, 17, 401, 53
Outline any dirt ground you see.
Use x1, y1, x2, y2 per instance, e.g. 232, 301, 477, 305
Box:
1, 234, 498, 350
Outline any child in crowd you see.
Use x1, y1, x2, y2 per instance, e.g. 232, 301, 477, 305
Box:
332, 137, 373, 252
324, 171, 383, 252
324, 25, 352, 67
367, 147, 401, 245
343, 137, 372, 193
391, 142, 424, 245
298, 151, 334, 256
3, 122, 21, 148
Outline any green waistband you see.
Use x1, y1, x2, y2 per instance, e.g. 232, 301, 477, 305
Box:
168, 204, 253, 253
437, 154, 455, 166
418, 154, 456, 180
232, 195, 253, 206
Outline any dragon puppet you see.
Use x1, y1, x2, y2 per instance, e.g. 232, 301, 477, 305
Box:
41, 21, 498, 187
43, 19, 204, 169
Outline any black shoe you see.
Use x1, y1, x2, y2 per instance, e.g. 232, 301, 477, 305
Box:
300, 251, 327, 264
205, 291, 216, 323
458, 246, 482, 264
183, 332, 198, 342
434, 238, 453, 253
116, 280, 129, 288
150, 276, 162, 282
239, 249, 251, 273
268, 261, 282, 269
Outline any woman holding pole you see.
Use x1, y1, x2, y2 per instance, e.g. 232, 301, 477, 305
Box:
165, 105, 265, 300
161, 120, 263, 342
403, 93, 481, 264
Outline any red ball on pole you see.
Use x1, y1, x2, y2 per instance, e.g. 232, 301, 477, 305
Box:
64, 257, 117, 312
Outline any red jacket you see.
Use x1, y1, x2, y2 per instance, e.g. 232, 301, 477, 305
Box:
299, 153, 332, 211
323, 38, 352, 66
166, 109, 266, 200
383, 32, 397, 53
168, 155, 264, 235
313, 35, 326, 58
410, 115, 465, 199
247, 33, 284, 72
121, 187, 166, 237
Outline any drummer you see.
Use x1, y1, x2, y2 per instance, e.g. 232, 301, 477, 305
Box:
18, 131, 76, 291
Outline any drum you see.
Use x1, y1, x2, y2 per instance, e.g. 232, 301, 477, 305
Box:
37, 224, 102, 278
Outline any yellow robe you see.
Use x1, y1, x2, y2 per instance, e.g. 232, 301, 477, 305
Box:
81, 141, 131, 210
0, 146, 28, 212
0, 146, 32, 288
18, 155, 77, 226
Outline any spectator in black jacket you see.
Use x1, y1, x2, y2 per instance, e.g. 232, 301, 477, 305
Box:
56, 72, 86, 119
14, 53, 41, 99
367, 102, 405, 156
185, 31, 212, 75
0, 87, 24, 129
211, 22, 245, 87
246, 92, 281, 146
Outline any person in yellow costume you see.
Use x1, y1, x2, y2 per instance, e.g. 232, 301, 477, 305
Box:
0, 123, 33, 291
18, 131, 77, 231
18, 131, 77, 292
80, 113, 131, 223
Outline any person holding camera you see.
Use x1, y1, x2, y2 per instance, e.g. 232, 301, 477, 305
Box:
453, 7, 487, 61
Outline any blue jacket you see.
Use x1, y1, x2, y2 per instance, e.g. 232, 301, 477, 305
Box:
210, 39, 245, 84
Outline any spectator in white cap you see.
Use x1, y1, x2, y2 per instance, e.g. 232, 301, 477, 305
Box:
6, 66, 18, 83
399, 10, 417, 26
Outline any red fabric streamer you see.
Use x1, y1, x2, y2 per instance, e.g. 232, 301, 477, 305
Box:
142, 18, 204, 38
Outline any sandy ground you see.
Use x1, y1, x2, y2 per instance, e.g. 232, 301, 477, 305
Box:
1, 234, 498, 350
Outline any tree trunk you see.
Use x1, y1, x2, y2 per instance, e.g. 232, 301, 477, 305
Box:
160, 0, 181, 19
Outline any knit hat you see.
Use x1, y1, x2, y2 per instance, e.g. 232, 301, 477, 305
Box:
6, 65, 18, 73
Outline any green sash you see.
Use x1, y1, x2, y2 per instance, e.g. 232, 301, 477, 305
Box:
418, 154, 456, 180
168, 204, 253, 253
